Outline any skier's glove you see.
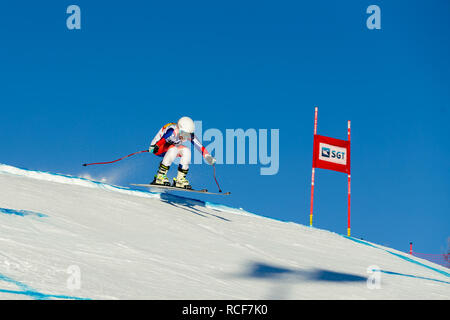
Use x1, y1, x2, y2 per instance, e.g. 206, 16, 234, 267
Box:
205, 154, 216, 165
149, 144, 159, 154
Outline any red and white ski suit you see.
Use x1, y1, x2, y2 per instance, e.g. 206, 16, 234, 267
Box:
149, 122, 210, 170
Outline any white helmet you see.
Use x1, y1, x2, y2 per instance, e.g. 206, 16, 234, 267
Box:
177, 116, 195, 139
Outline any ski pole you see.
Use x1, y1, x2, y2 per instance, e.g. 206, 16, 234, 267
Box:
82, 150, 149, 167
212, 164, 223, 193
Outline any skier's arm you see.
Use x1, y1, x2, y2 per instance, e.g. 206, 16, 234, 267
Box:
150, 128, 175, 153
191, 134, 216, 165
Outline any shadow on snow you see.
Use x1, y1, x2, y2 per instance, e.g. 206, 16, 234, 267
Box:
247, 262, 367, 283
159, 192, 231, 222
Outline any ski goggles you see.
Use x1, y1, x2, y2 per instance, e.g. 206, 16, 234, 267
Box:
179, 130, 192, 140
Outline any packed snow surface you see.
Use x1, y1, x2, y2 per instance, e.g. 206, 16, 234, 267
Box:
0, 164, 448, 299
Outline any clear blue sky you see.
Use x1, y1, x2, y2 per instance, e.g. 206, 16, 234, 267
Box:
1, 1, 449, 256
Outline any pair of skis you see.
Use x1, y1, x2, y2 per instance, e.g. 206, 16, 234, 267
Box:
130, 183, 231, 195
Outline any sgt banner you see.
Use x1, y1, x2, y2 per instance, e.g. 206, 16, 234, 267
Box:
312, 134, 351, 174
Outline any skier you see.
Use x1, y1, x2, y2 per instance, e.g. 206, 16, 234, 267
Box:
148, 116, 216, 189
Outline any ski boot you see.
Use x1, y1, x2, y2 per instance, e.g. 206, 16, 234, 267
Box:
151, 162, 171, 186
172, 167, 192, 189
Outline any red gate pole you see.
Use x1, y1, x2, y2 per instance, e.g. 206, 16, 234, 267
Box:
410, 242, 413, 255
310, 107, 318, 227
347, 120, 351, 237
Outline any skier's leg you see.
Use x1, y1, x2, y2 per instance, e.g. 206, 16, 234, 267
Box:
161, 146, 179, 167
173, 146, 192, 189
152, 161, 171, 185
152, 146, 178, 185
178, 146, 191, 170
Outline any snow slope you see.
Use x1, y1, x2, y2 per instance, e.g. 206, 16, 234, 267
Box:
0, 163, 448, 300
